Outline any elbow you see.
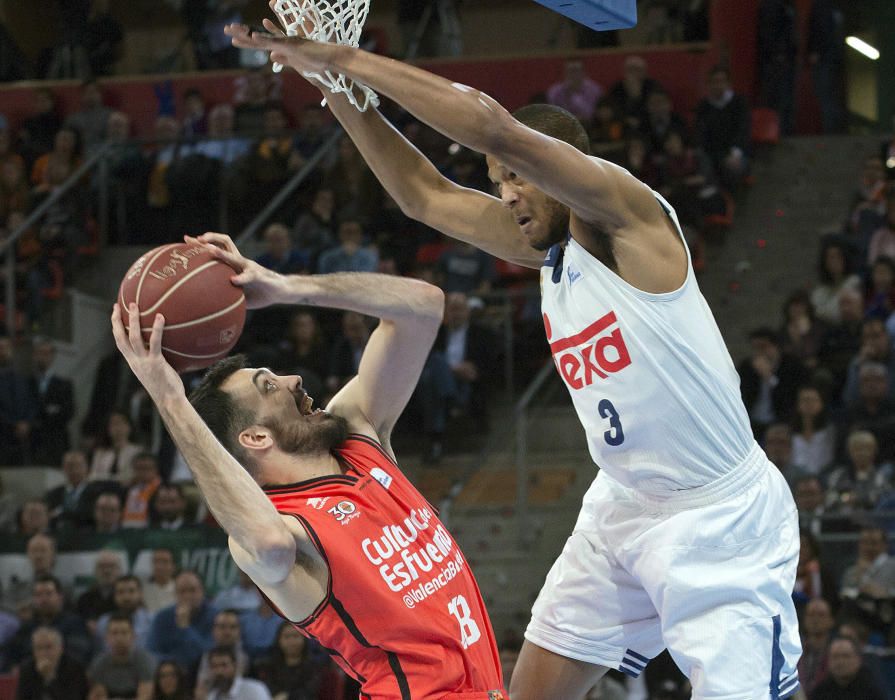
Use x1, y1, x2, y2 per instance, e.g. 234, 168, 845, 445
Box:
254, 535, 296, 583
475, 101, 517, 156
417, 283, 445, 324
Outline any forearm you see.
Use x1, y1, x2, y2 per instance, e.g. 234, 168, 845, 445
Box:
153, 394, 294, 576
277, 272, 443, 322
326, 91, 445, 219
331, 47, 507, 155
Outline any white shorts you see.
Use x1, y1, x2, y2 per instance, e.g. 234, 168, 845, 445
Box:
526, 446, 801, 700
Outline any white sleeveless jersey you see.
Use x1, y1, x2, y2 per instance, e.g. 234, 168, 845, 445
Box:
540, 195, 755, 495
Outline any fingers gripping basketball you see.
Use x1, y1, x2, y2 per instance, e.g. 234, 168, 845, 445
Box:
118, 243, 246, 373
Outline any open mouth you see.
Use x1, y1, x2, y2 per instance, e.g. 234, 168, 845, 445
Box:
297, 391, 324, 417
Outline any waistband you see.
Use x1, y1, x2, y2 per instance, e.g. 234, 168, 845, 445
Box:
437, 691, 508, 699
630, 442, 768, 514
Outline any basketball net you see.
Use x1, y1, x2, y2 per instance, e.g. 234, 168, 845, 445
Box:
272, 0, 380, 112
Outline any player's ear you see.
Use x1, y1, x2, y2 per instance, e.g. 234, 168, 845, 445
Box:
238, 426, 274, 452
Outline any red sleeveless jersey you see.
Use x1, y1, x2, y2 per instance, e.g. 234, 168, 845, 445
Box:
262, 434, 506, 700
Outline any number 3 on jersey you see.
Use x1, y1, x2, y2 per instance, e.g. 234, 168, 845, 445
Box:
448, 595, 481, 649
598, 399, 624, 446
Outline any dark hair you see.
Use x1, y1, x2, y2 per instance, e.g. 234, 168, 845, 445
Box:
512, 104, 590, 155
872, 255, 895, 279
799, 528, 821, 559
33, 574, 63, 595
748, 327, 780, 346
152, 661, 190, 700
189, 355, 255, 466
115, 574, 142, 590
184, 87, 202, 99
95, 490, 123, 507
782, 290, 815, 323
107, 610, 134, 627
273, 620, 309, 662
208, 645, 237, 663
793, 383, 830, 432
818, 239, 853, 285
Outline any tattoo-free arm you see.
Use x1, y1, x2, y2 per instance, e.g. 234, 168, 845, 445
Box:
276, 273, 444, 441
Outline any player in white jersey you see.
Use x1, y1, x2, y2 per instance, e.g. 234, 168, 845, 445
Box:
229, 18, 801, 700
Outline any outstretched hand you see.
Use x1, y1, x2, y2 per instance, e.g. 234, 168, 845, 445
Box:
111, 303, 184, 403
184, 233, 284, 309
225, 16, 341, 77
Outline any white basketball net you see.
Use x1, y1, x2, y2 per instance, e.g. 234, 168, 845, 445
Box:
272, 0, 380, 112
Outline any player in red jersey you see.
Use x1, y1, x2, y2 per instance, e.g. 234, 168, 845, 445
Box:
110, 233, 506, 700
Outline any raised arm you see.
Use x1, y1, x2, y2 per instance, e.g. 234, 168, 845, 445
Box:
227, 25, 662, 234
110, 307, 296, 588
325, 92, 542, 268
191, 233, 445, 450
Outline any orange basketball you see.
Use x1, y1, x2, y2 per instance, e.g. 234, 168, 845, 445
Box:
118, 243, 246, 373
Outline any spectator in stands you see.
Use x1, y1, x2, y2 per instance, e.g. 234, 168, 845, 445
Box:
606, 55, 661, 131
324, 135, 382, 224
81, 0, 123, 77
326, 312, 371, 394
121, 453, 162, 529
0, 118, 22, 172
850, 157, 887, 238
148, 484, 188, 530
65, 79, 112, 155
88, 612, 155, 700
239, 600, 281, 661
293, 102, 332, 161
181, 88, 207, 138
842, 318, 895, 404
695, 66, 751, 189
46, 450, 96, 531
757, 0, 798, 135
27, 337, 74, 466
92, 491, 123, 535
791, 385, 836, 476
866, 256, 895, 320
1, 533, 58, 612
794, 530, 827, 611
641, 90, 687, 156
18, 499, 50, 537
274, 310, 328, 395
810, 637, 886, 699
149, 660, 190, 700
255, 222, 308, 274
868, 190, 895, 265
15, 626, 89, 700
212, 570, 260, 614
144, 116, 180, 239
252, 622, 321, 700
764, 422, 801, 482
818, 287, 865, 396
9, 575, 92, 666
293, 186, 337, 267
191, 104, 250, 164
799, 598, 834, 695
840, 527, 895, 605
825, 431, 892, 511
436, 240, 495, 295
794, 476, 827, 537
17, 88, 61, 168
95, 576, 152, 651
0, 335, 33, 465
738, 327, 808, 438
196, 609, 249, 693
317, 218, 378, 274
146, 570, 216, 672
206, 645, 271, 700
78, 551, 123, 627
0, 158, 29, 222
89, 411, 144, 484
780, 290, 824, 370
840, 362, 895, 462
142, 549, 176, 615
546, 59, 603, 127
234, 69, 273, 135
808, 0, 846, 134
653, 130, 726, 226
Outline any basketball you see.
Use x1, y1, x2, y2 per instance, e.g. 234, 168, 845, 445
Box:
118, 242, 246, 373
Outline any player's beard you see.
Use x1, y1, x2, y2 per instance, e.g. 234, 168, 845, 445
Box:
263, 411, 350, 456
529, 201, 571, 251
